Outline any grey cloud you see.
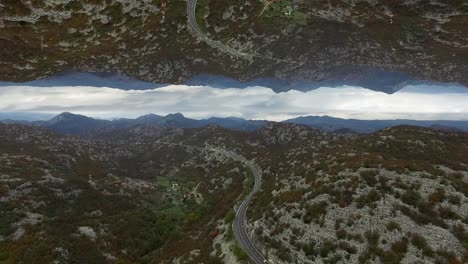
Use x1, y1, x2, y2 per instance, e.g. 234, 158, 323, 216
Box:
0, 84, 468, 121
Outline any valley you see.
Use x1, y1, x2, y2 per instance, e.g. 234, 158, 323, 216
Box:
0, 122, 467, 263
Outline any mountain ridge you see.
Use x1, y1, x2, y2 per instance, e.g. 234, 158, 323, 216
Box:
24, 112, 269, 135
3, 112, 468, 135
283, 115, 468, 134
0, 120, 467, 263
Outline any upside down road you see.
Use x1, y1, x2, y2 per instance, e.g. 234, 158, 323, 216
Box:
186, 0, 297, 64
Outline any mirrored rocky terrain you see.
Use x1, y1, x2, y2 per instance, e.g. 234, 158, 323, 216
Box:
1, 1, 467, 90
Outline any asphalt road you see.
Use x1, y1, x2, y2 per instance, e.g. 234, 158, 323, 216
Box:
233, 162, 269, 264
159, 142, 269, 263
186, 0, 297, 64
210, 149, 269, 264
186, 0, 251, 58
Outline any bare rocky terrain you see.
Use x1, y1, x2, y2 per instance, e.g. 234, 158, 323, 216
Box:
1, 0, 467, 89
0, 122, 467, 263
248, 125, 468, 264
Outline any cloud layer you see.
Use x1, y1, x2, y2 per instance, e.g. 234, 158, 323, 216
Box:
1, 83, 468, 121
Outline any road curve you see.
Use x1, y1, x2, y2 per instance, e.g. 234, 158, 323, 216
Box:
233, 161, 269, 264
186, 0, 252, 59
186, 0, 299, 64
158, 142, 268, 263
212, 149, 268, 264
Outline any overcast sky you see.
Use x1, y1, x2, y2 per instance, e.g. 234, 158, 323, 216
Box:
1, 83, 468, 121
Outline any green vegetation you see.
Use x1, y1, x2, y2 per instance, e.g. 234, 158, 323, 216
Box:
112, 208, 184, 256
196, 0, 210, 33
224, 210, 235, 242
292, 11, 307, 25
0, 204, 24, 237
156, 176, 171, 188
232, 244, 248, 262
240, 167, 255, 199
105, 2, 124, 25
410, 233, 434, 257
385, 221, 401, 232
4, 0, 32, 16
260, 0, 309, 26
319, 240, 337, 258
356, 189, 381, 209
303, 201, 328, 224
302, 241, 317, 257
224, 209, 235, 223
245, 168, 255, 189
401, 189, 421, 206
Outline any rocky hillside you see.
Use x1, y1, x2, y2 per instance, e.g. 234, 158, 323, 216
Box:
249, 125, 468, 264
0, 123, 250, 263
0, 122, 467, 263
1, 0, 467, 89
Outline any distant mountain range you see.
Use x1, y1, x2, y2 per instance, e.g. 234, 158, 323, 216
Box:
9, 112, 268, 135
283, 116, 468, 133
1, 112, 468, 135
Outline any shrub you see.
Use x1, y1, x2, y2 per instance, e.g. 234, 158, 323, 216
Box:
338, 241, 357, 254
277, 246, 292, 262
365, 230, 380, 245
327, 254, 342, 264
356, 189, 381, 208
347, 232, 364, 242
336, 228, 347, 240
435, 249, 460, 264
386, 221, 401, 232
390, 239, 408, 255
410, 233, 434, 257
319, 240, 337, 258
378, 176, 392, 193
401, 189, 421, 206
334, 218, 343, 230
451, 224, 468, 244
358, 249, 375, 264
438, 206, 460, 220
429, 188, 446, 205
302, 241, 317, 257
379, 250, 400, 264
278, 190, 302, 204
232, 244, 248, 261
224, 209, 235, 223
448, 194, 461, 205
360, 170, 378, 186
303, 201, 328, 224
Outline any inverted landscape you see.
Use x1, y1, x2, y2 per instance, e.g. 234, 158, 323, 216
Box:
1, 0, 468, 264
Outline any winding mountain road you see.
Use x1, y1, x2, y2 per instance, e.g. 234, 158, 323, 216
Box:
186, 0, 298, 64
186, 0, 252, 59
159, 141, 269, 263
211, 149, 269, 264
233, 162, 269, 264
